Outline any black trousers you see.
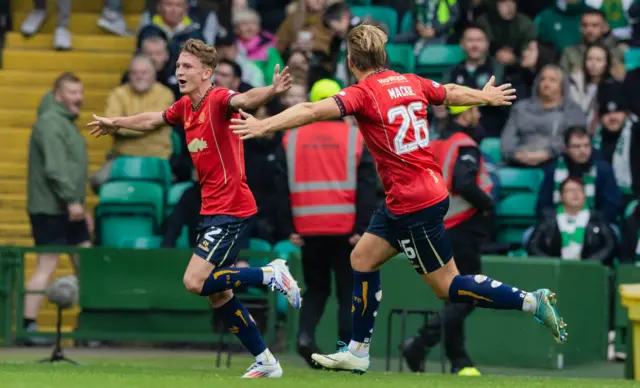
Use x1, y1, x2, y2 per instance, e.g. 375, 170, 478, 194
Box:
418, 212, 488, 369
298, 235, 354, 345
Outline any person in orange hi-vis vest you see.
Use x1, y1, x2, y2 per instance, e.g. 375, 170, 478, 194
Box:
401, 105, 494, 376
283, 79, 379, 369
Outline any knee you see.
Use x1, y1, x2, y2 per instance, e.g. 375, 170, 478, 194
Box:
433, 283, 451, 301
183, 273, 204, 294
208, 290, 233, 308
350, 248, 374, 272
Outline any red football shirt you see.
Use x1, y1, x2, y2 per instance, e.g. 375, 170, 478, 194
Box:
333, 70, 449, 215
163, 86, 257, 217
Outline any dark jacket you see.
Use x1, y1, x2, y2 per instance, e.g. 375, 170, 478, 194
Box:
597, 118, 640, 197
476, 0, 537, 58
440, 124, 494, 214
624, 68, 640, 118
536, 154, 622, 223
527, 209, 617, 263
27, 92, 87, 215
621, 203, 640, 263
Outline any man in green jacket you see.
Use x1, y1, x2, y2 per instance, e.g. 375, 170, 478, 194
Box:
24, 72, 90, 338
536, 0, 593, 52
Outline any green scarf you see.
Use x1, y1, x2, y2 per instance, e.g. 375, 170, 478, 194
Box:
553, 156, 597, 208
592, 119, 634, 195
557, 204, 590, 260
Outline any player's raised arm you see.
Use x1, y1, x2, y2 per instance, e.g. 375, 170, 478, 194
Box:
87, 111, 165, 138
229, 64, 292, 111
443, 76, 516, 107
230, 97, 342, 140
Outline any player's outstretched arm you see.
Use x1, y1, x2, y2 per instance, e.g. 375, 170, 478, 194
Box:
87, 112, 164, 137
443, 76, 516, 107
230, 97, 342, 140
229, 64, 292, 111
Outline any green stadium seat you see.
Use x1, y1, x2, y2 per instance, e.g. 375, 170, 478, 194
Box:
109, 156, 172, 190
347, 0, 372, 5
496, 193, 537, 226
273, 240, 300, 262
246, 238, 273, 268
386, 43, 415, 74
400, 11, 413, 35
176, 226, 190, 249
166, 181, 194, 216
626, 48, 640, 70
97, 181, 165, 226
497, 167, 543, 197
98, 216, 157, 247
351, 6, 398, 40
416, 44, 464, 81
116, 236, 163, 249
479, 137, 502, 164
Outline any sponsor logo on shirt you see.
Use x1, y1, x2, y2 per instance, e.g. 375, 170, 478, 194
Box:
432, 81, 440, 88
188, 138, 208, 153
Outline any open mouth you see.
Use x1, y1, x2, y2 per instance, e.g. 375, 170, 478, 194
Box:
178, 79, 187, 87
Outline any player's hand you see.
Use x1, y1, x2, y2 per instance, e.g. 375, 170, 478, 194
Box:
87, 114, 119, 137
230, 110, 269, 140
67, 203, 85, 222
482, 76, 516, 106
289, 233, 304, 247
271, 64, 293, 95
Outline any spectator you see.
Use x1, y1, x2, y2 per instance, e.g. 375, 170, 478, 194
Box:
123, 36, 180, 99
621, 201, 640, 263
586, 0, 635, 40
284, 79, 377, 368
25, 73, 90, 341
501, 65, 587, 167
233, 8, 276, 61
162, 170, 200, 248
592, 81, 640, 205
20, 0, 72, 50
443, 24, 506, 136
214, 59, 253, 92
215, 30, 266, 87
98, 0, 132, 36
504, 40, 557, 100
623, 66, 640, 117
528, 177, 617, 263
568, 43, 614, 131
536, 0, 592, 52
90, 55, 175, 193
396, 0, 460, 51
537, 126, 622, 223
559, 9, 626, 79
253, 0, 290, 33
476, 0, 537, 66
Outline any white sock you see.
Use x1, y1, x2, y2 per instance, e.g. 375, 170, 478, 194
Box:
261, 267, 274, 285
347, 340, 370, 358
255, 348, 276, 364
522, 292, 538, 313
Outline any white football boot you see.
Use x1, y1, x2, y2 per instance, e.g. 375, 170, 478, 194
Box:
265, 259, 301, 309
241, 361, 283, 378
311, 342, 369, 374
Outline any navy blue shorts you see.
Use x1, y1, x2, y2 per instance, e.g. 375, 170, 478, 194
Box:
366, 198, 453, 274
194, 215, 252, 267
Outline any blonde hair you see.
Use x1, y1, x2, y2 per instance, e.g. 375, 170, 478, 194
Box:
347, 23, 388, 71
180, 38, 218, 69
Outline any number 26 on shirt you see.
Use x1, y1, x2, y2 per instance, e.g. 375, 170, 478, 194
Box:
387, 102, 429, 155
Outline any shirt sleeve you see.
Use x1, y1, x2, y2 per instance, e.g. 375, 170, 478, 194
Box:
163, 97, 186, 126
210, 87, 240, 113
417, 76, 447, 106
332, 85, 368, 117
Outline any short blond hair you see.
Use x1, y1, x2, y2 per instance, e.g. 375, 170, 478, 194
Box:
347, 23, 388, 71
180, 38, 218, 69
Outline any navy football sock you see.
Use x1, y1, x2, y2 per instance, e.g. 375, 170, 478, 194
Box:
200, 267, 265, 296
348, 270, 381, 356
448, 274, 528, 310
216, 296, 269, 358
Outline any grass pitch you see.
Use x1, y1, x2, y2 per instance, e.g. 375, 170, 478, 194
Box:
0, 350, 636, 388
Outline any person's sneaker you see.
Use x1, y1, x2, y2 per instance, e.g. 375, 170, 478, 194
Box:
265, 259, 301, 309
97, 8, 133, 36
400, 335, 426, 372
21, 9, 47, 36
532, 289, 568, 344
241, 361, 283, 378
22, 321, 50, 347
297, 338, 322, 369
456, 366, 482, 376
53, 27, 72, 50
311, 342, 369, 374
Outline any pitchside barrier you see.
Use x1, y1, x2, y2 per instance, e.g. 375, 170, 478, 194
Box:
0, 246, 638, 370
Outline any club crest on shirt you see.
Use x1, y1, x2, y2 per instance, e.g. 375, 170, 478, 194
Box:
188, 138, 208, 153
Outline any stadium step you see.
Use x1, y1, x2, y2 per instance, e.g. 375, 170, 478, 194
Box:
0, 128, 112, 150
0, 208, 28, 223
0, 179, 25, 194
0, 162, 102, 179
12, 12, 142, 36
0, 237, 33, 246
0, 223, 32, 238
11, 0, 145, 14
0, 71, 123, 91
36, 309, 80, 328
3, 50, 130, 72
0, 87, 111, 111
6, 148, 108, 165
0, 193, 99, 209
5, 32, 136, 52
